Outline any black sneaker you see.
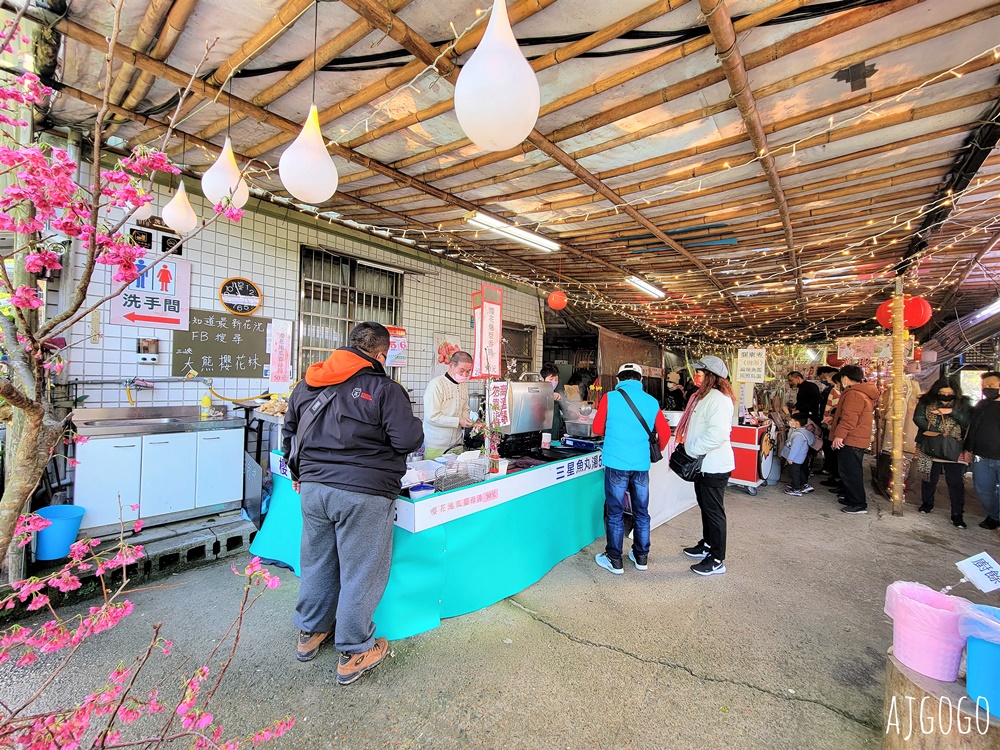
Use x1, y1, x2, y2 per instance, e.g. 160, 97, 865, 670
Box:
841, 505, 868, 514
952, 515, 967, 529
595, 553, 624, 575
838, 497, 851, 505
801, 484, 815, 493
683, 540, 711, 559
821, 479, 841, 487
918, 505, 933, 514
691, 557, 726, 576
980, 517, 1000, 530
628, 549, 648, 570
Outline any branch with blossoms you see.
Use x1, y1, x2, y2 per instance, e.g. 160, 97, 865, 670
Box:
0, 5, 250, 560
1, 513, 292, 749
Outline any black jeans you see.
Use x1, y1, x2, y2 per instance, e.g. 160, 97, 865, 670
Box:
921, 461, 966, 516
695, 471, 731, 560
788, 462, 807, 489
838, 445, 867, 508
822, 433, 839, 477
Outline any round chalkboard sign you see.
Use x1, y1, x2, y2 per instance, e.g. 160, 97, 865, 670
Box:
218, 277, 262, 315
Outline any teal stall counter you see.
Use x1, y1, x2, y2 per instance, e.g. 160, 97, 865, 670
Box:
249, 451, 606, 640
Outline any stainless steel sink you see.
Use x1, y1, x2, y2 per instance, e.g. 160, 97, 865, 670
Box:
80, 417, 185, 426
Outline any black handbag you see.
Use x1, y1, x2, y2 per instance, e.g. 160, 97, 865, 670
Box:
921, 434, 962, 462
617, 390, 663, 463
286, 384, 339, 480
669, 442, 704, 481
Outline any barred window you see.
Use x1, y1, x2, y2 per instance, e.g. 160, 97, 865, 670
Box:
298, 246, 402, 372
502, 325, 534, 379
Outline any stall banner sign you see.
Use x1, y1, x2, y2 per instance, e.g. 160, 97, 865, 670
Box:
110, 258, 191, 331
646, 366, 664, 379
488, 380, 511, 428
395, 450, 603, 532
736, 347, 767, 383
268, 319, 294, 387
472, 283, 503, 379
837, 336, 914, 362
471, 289, 484, 377
386, 326, 408, 367
956, 552, 1000, 593
171, 309, 271, 378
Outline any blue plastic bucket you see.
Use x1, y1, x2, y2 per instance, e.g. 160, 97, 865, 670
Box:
34, 505, 87, 561
961, 604, 1000, 719
967, 637, 1000, 719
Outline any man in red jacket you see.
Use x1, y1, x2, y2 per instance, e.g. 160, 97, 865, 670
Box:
831, 364, 880, 515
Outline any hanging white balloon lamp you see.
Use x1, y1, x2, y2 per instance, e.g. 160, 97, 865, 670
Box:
130, 199, 154, 221
454, 1, 540, 152
201, 137, 249, 208
162, 181, 199, 234
279, 104, 339, 205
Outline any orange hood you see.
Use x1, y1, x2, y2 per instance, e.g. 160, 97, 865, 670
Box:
305, 348, 376, 387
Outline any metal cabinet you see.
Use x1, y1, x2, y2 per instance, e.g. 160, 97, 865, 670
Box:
195, 428, 244, 507
74, 437, 142, 530
140, 432, 198, 517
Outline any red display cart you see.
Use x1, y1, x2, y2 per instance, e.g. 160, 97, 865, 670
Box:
729, 423, 777, 495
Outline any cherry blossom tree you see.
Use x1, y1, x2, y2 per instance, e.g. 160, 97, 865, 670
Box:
0, 4, 240, 568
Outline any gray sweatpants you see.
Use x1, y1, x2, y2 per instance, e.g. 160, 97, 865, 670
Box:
294, 483, 395, 654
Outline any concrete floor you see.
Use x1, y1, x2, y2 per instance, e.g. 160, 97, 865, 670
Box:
3, 474, 998, 749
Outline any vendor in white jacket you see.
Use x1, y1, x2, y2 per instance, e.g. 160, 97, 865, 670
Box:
423, 351, 474, 459
676, 356, 736, 577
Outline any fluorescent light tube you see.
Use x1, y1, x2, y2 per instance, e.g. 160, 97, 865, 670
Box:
627, 275, 665, 298
465, 211, 560, 252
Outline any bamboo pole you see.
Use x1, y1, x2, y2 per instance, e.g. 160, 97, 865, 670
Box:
891, 276, 905, 516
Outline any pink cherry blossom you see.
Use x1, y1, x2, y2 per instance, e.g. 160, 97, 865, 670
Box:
10, 285, 43, 309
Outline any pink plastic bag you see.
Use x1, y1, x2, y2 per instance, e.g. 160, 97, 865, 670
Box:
884, 581, 971, 682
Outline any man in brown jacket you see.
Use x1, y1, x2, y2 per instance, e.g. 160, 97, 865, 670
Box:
831, 364, 880, 514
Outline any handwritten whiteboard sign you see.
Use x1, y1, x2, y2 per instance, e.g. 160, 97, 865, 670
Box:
736, 348, 766, 383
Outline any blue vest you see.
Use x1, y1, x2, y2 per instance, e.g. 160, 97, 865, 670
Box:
602, 380, 661, 471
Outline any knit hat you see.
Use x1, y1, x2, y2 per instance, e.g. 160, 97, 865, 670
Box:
666, 372, 681, 384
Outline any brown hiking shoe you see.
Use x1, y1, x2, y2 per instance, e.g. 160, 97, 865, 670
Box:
336, 637, 388, 685
296, 631, 329, 662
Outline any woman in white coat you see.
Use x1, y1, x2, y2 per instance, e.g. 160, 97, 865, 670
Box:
675, 356, 736, 576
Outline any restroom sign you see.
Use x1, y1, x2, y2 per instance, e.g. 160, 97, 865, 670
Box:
110, 258, 191, 331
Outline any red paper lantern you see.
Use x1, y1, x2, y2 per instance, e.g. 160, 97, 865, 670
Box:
875, 296, 934, 329
547, 290, 568, 310
904, 296, 932, 328
875, 299, 894, 329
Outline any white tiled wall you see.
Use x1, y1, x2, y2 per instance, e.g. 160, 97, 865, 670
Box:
59, 165, 543, 423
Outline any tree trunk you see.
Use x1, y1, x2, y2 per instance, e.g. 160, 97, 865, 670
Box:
0, 406, 62, 579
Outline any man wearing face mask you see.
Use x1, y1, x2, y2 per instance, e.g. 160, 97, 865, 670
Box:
423, 351, 475, 460
965, 371, 1000, 530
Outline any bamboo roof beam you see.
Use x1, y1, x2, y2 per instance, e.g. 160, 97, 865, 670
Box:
116, 0, 200, 115
240, 0, 561, 160
532, 70, 1000, 215
343, 0, 923, 193
127, 0, 316, 147
160, 0, 418, 153
928, 231, 1000, 324
328, 0, 733, 314
339, 0, 693, 151
106, 0, 174, 106
104, 0, 200, 138
349, 0, 817, 194
10, 3, 598, 264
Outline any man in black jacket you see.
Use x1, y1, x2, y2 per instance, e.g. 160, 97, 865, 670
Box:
282, 322, 423, 684
966, 371, 1000, 530
787, 371, 822, 425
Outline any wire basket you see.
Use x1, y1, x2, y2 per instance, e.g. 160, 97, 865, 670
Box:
434, 461, 488, 492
